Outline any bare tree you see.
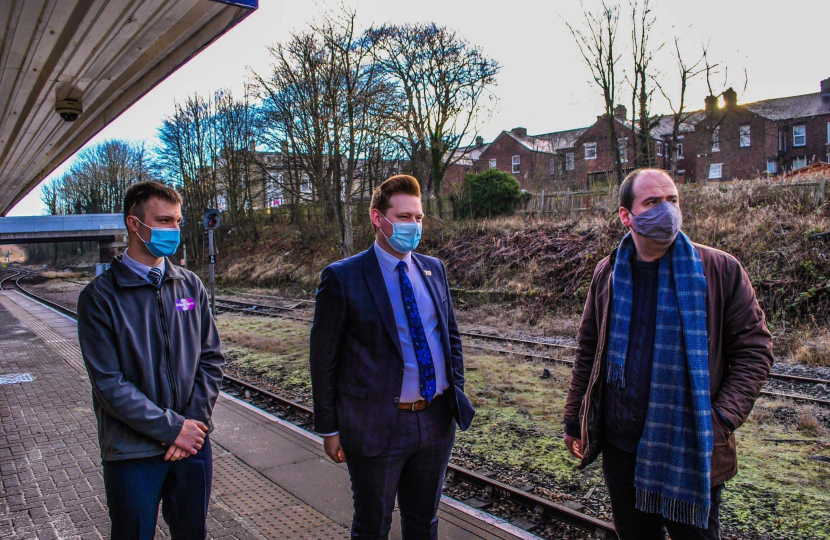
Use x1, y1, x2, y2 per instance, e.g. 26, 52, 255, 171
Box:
567, 1, 625, 186
628, 0, 660, 167
655, 39, 708, 180
155, 94, 220, 260
369, 23, 500, 209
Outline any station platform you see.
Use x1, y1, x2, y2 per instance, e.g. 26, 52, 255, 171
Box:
0, 290, 535, 540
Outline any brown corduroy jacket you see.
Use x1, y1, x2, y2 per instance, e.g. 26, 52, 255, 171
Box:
563, 242, 773, 485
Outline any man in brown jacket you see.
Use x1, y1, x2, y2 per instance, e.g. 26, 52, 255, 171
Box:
563, 168, 772, 540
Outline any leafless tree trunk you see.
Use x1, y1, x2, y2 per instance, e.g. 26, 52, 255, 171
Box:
568, 1, 624, 186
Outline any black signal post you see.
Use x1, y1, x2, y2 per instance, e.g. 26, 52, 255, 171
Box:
204, 209, 220, 316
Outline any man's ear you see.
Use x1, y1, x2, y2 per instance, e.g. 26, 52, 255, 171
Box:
619, 207, 634, 229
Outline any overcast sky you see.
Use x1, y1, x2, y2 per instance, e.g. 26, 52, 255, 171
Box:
9, 0, 828, 216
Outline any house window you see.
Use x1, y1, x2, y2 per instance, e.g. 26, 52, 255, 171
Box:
512, 155, 520, 173
739, 125, 751, 147
709, 163, 723, 180
793, 156, 807, 170
711, 126, 720, 152
619, 138, 628, 163
489, 159, 497, 169
301, 176, 312, 194
676, 143, 683, 160
584, 142, 597, 160
826, 122, 830, 144
793, 124, 806, 147
566, 153, 575, 171
550, 157, 555, 175
656, 141, 663, 156
766, 159, 778, 174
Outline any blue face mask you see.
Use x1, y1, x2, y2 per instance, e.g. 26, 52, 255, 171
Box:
381, 214, 422, 254
134, 217, 181, 258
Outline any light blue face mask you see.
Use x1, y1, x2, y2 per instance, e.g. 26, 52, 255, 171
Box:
381, 214, 422, 254
133, 217, 181, 258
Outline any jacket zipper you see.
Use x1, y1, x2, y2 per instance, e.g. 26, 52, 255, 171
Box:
156, 288, 178, 411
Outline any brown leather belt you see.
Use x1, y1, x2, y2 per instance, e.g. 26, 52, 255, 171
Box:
399, 394, 442, 411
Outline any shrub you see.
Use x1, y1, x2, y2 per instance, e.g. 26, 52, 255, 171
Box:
453, 169, 524, 218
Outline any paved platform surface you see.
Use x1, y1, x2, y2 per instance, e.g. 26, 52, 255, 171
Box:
0, 290, 534, 540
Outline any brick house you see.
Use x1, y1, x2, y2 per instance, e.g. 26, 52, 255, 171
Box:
473, 127, 559, 191
571, 106, 639, 188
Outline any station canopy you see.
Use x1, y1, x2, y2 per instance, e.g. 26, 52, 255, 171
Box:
0, 0, 257, 216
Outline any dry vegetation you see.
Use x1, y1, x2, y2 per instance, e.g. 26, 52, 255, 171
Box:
217, 175, 829, 361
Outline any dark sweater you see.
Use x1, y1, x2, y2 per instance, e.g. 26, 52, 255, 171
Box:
602, 257, 660, 452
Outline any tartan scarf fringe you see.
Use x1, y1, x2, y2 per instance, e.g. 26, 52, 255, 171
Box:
636, 488, 709, 530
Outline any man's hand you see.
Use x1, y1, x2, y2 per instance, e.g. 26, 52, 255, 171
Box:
324, 434, 346, 463
564, 434, 584, 459
173, 419, 208, 455
164, 444, 191, 461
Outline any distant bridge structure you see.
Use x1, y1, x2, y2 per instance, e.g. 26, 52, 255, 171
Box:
0, 214, 127, 262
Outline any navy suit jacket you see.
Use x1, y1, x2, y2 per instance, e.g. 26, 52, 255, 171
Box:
309, 246, 474, 457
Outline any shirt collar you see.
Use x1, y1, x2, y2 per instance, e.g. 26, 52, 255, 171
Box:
122, 248, 165, 281
373, 241, 412, 273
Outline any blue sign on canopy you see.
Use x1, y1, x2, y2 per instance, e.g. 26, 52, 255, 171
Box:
210, 0, 258, 8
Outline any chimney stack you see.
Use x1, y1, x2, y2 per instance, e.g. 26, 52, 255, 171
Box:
475, 135, 484, 147
614, 104, 627, 119
821, 77, 830, 100
704, 95, 718, 113
723, 87, 737, 108
511, 127, 527, 138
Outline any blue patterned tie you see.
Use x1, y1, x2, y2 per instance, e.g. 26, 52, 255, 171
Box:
147, 267, 163, 288
396, 261, 436, 402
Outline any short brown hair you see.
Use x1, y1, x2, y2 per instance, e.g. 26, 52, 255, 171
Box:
123, 181, 183, 224
370, 175, 421, 216
619, 168, 674, 210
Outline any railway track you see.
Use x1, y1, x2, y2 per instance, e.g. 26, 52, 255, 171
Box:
215, 295, 830, 408
0, 270, 617, 538
220, 374, 616, 538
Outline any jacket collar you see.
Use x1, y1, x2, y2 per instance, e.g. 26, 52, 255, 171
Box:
111, 255, 185, 289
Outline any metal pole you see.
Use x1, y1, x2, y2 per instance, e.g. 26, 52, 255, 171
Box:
182, 243, 187, 268
209, 228, 215, 317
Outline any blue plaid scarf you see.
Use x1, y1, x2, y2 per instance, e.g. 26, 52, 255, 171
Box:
606, 232, 713, 528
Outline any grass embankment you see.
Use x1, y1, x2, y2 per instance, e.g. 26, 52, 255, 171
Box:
217, 176, 830, 362
215, 314, 830, 540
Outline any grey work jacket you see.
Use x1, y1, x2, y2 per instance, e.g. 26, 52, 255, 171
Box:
77, 257, 225, 461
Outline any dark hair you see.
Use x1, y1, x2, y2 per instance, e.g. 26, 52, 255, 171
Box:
370, 175, 421, 216
619, 168, 674, 210
123, 181, 183, 225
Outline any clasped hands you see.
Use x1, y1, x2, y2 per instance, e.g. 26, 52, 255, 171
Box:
162, 419, 208, 461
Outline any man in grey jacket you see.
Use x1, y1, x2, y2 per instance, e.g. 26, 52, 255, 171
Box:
77, 181, 225, 540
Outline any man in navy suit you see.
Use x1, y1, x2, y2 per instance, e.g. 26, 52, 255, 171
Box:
310, 174, 474, 539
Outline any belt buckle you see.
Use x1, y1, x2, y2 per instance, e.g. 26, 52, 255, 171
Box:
410, 401, 418, 412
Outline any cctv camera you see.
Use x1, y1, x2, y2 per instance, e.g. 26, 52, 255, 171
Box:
56, 99, 82, 122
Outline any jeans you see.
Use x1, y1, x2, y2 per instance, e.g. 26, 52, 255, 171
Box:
102, 438, 213, 540
344, 396, 456, 540
602, 443, 723, 540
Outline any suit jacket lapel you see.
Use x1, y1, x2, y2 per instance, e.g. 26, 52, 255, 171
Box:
363, 248, 404, 362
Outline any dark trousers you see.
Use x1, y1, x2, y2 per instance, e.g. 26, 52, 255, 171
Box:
344, 396, 456, 540
102, 438, 213, 540
602, 443, 723, 540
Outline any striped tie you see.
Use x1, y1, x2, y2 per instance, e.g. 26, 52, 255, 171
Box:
147, 267, 163, 288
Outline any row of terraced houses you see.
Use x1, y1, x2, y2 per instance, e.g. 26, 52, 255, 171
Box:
445, 76, 830, 192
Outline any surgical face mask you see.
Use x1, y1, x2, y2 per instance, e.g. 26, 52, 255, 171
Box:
630, 201, 683, 244
380, 214, 422, 254
132, 217, 181, 258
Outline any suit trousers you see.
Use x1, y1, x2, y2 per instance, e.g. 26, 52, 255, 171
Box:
344, 395, 456, 540
602, 443, 723, 540
102, 438, 213, 540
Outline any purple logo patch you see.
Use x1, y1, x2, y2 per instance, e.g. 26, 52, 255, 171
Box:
176, 298, 196, 312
